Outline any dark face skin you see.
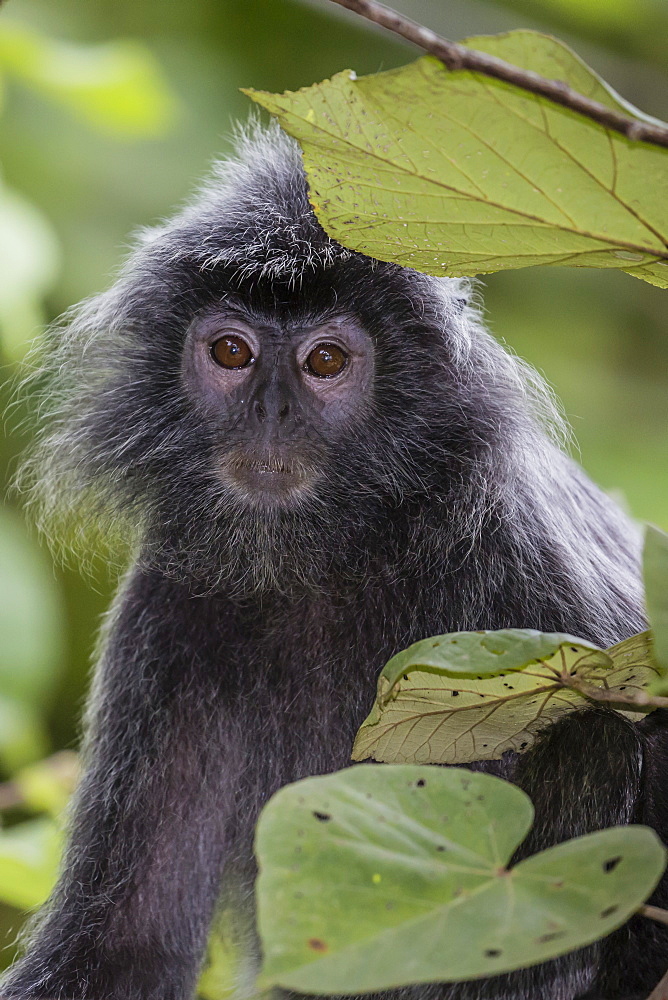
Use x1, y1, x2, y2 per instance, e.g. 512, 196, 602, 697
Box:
182, 309, 375, 504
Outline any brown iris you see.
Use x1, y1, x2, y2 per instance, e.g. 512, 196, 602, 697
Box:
211, 335, 253, 370
305, 343, 348, 378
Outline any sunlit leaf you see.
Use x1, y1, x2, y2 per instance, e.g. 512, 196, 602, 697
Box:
256, 765, 665, 992
13, 752, 79, 817
0, 817, 62, 910
247, 31, 668, 288
198, 911, 256, 1000
0, 20, 178, 136
0, 181, 60, 360
352, 629, 658, 764
644, 525, 668, 675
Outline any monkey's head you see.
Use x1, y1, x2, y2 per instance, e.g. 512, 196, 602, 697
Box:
181, 304, 373, 505
20, 122, 558, 595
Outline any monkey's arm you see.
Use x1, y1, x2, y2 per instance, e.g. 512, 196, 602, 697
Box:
2, 568, 234, 1000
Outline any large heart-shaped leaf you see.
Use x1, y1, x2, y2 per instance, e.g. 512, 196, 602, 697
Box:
255, 766, 665, 993
246, 31, 668, 287
352, 629, 658, 764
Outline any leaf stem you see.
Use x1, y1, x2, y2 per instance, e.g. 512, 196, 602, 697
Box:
562, 675, 668, 710
328, 0, 668, 149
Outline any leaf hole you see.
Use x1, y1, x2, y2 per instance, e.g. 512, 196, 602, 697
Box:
313, 811, 332, 822
451, 691, 460, 697
416, 779, 426, 787
603, 856, 622, 873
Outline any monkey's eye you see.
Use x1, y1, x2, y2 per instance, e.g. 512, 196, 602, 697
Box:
211, 335, 254, 370
304, 343, 348, 378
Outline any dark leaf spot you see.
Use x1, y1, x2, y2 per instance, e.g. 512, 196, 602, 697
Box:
600, 905, 619, 918
604, 856, 622, 873
313, 811, 332, 822
537, 931, 566, 943
436, 845, 446, 852
416, 779, 426, 787
308, 938, 328, 952
484, 949, 501, 958
451, 691, 460, 697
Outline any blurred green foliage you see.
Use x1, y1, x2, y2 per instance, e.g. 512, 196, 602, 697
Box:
0, 0, 666, 981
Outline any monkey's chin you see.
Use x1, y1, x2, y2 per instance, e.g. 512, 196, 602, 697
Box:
220, 460, 319, 506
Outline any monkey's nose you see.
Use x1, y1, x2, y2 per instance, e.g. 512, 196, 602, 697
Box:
252, 397, 290, 425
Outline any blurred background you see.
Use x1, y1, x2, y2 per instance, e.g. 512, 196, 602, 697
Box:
0, 0, 666, 983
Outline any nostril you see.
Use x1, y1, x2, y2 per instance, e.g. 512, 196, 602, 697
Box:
279, 403, 290, 421
254, 400, 266, 423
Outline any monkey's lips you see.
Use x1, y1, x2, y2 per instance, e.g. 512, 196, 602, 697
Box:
222, 455, 316, 498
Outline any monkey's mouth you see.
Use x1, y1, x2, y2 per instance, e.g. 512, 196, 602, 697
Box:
222, 454, 317, 498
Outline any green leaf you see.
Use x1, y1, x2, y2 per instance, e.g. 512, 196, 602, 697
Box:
0, 20, 178, 136
352, 629, 659, 764
246, 31, 668, 288
199, 911, 261, 1000
0, 695, 48, 772
255, 765, 665, 993
13, 752, 79, 817
0, 181, 60, 361
644, 525, 668, 674
0, 817, 63, 910
0, 507, 65, 708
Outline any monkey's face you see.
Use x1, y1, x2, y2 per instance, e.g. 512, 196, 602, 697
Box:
181, 309, 374, 506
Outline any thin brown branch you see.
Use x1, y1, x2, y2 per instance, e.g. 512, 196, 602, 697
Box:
562, 675, 668, 710
329, 0, 668, 149
641, 905, 668, 927
648, 967, 668, 1000
0, 781, 23, 811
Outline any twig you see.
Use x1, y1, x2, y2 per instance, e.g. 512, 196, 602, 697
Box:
329, 0, 668, 149
0, 781, 23, 811
648, 968, 668, 1000
641, 905, 668, 928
